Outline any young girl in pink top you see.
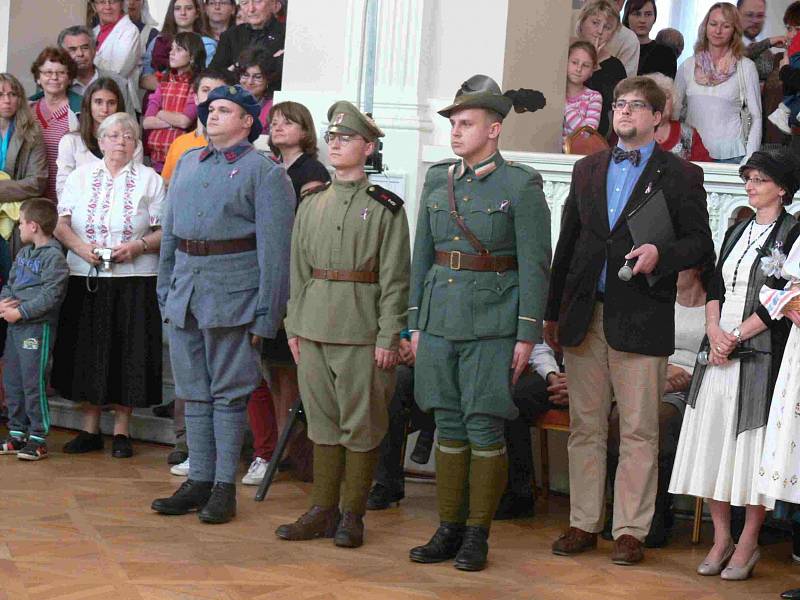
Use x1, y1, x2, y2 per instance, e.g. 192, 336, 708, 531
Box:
563, 40, 603, 142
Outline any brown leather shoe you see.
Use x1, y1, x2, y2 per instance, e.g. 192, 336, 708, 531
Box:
275, 505, 341, 541
334, 511, 364, 548
552, 527, 598, 556
611, 534, 644, 565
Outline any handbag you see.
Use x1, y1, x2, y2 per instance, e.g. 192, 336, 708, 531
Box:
737, 61, 753, 146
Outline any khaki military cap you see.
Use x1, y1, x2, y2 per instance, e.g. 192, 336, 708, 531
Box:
326, 101, 384, 142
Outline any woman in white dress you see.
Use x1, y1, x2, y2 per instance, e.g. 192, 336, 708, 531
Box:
670, 148, 800, 581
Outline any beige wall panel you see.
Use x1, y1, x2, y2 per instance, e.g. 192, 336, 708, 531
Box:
501, 0, 571, 153
6, 0, 86, 94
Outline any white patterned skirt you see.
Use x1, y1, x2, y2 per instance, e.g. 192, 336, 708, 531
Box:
669, 354, 775, 509
758, 325, 800, 504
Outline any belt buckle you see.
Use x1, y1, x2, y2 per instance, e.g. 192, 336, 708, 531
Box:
188, 240, 208, 256
329, 270, 339, 280
450, 250, 461, 271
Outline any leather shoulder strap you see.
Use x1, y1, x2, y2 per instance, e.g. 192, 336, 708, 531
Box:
300, 180, 331, 199
447, 164, 489, 255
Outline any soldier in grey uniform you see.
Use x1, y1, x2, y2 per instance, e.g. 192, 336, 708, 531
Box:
151, 84, 295, 524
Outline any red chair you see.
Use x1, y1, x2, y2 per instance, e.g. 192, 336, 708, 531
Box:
563, 125, 609, 155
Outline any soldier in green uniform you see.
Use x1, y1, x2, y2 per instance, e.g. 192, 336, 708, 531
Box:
276, 101, 410, 548
408, 75, 551, 571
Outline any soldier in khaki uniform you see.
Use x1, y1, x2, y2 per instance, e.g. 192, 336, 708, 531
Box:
408, 75, 551, 571
276, 101, 410, 548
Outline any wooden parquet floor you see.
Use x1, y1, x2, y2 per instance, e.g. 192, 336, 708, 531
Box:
0, 428, 797, 600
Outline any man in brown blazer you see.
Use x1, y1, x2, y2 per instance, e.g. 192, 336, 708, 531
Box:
545, 76, 714, 565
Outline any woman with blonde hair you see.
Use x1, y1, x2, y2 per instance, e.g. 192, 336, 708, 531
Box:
0, 73, 48, 256
574, 0, 628, 138
673, 2, 761, 163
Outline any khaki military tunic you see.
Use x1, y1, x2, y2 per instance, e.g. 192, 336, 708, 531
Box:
285, 176, 410, 451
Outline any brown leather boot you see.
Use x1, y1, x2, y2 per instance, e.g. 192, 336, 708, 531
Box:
552, 527, 598, 556
275, 506, 341, 541
334, 511, 364, 548
611, 534, 644, 565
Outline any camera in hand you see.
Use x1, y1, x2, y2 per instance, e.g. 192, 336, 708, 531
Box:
93, 247, 115, 272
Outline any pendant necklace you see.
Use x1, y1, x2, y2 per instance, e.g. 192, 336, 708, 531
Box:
731, 219, 775, 292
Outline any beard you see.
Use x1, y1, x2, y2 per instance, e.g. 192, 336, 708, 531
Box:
744, 25, 762, 39
614, 123, 638, 141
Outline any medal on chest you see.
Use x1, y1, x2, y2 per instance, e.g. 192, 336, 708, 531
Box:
361, 208, 369, 221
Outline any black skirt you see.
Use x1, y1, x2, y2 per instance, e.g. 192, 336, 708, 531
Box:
52, 276, 162, 408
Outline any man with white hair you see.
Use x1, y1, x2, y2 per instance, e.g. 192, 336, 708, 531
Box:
58, 25, 136, 117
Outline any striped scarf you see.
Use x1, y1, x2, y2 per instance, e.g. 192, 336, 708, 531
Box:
147, 71, 193, 166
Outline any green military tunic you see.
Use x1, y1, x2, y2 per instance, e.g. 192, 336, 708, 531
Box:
409, 152, 551, 439
285, 176, 410, 451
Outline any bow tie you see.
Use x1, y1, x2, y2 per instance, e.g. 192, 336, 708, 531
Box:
612, 147, 642, 167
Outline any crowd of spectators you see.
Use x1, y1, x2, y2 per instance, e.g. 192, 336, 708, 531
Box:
563, 0, 800, 166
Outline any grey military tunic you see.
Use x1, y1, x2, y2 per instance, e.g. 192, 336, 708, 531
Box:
158, 142, 295, 402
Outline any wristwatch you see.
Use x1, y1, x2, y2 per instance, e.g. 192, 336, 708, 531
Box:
732, 326, 743, 344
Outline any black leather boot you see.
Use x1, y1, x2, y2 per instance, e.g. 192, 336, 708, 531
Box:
454, 526, 489, 571
198, 482, 237, 524
366, 482, 405, 510
151, 479, 213, 515
410, 429, 435, 464
409, 522, 465, 563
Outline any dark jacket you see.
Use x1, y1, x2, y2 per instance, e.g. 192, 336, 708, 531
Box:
687, 212, 800, 434
209, 20, 284, 86
0, 239, 69, 325
545, 145, 714, 356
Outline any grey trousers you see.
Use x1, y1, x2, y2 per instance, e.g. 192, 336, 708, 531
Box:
167, 313, 261, 483
4, 321, 54, 441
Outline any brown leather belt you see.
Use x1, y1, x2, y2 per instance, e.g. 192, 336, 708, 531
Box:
435, 250, 517, 272
177, 237, 257, 256
312, 268, 378, 283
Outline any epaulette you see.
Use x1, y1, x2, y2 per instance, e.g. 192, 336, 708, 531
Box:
366, 184, 404, 213
505, 160, 535, 174
430, 158, 459, 169
300, 180, 332, 199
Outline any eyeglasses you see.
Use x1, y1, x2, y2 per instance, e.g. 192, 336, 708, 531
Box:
39, 70, 69, 79
324, 132, 360, 146
240, 72, 265, 83
741, 175, 773, 186
206, 0, 234, 5
103, 132, 136, 143
612, 99, 652, 112
94, 0, 121, 5
239, 0, 268, 7
0, 91, 19, 100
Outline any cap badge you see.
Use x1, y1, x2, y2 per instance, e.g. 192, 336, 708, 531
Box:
228, 86, 237, 94
333, 113, 345, 125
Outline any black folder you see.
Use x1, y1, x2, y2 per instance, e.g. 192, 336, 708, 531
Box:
625, 189, 675, 287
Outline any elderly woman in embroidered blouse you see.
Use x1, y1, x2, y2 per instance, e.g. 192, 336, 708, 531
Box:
52, 112, 164, 460
673, 2, 762, 164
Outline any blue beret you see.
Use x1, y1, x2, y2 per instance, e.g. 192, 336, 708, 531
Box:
197, 84, 264, 143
